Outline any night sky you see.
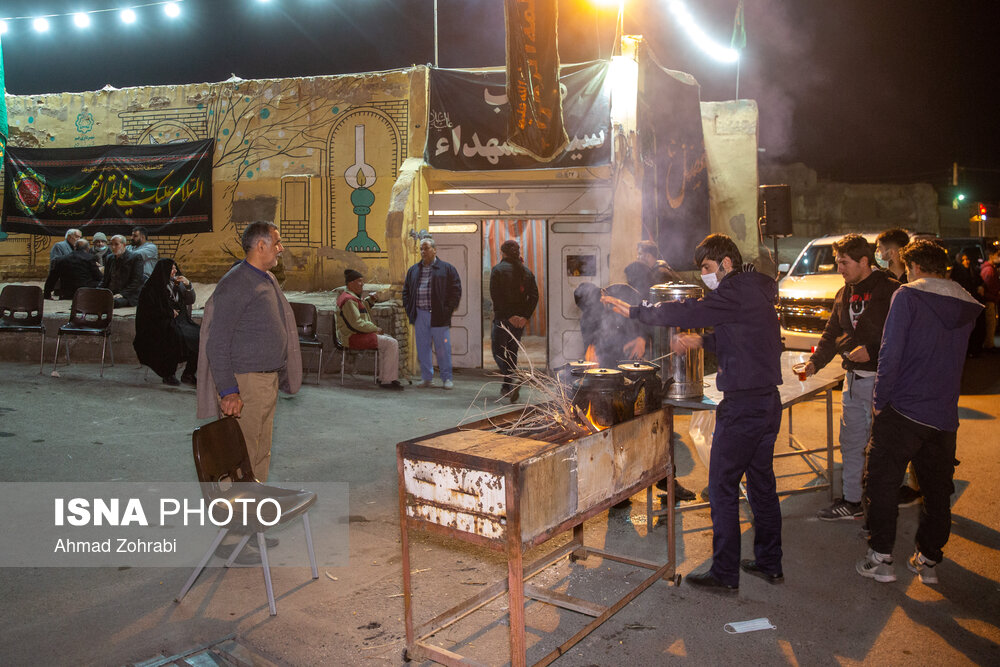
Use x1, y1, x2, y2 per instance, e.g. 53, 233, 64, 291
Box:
3, 0, 998, 200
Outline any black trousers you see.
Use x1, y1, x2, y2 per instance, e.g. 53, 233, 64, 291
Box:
863, 406, 957, 562
708, 387, 783, 585
491, 319, 524, 391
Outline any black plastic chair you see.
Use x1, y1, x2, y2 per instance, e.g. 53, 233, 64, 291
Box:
290, 302, 324, 383
52, 287, 115, 377
175, 417, 318, 616
0, 284, 46, 373
333, 306, 379, 385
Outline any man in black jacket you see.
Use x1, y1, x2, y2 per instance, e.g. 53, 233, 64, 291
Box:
403, 237, 462, 389
800, 234, 899, 521
489, 240, 539, 402
101, 234, 144, 307
43, 239, 101, 300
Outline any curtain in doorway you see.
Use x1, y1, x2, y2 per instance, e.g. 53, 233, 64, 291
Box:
483, 219, 547, 336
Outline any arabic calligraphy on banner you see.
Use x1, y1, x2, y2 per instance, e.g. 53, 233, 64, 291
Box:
504, 0, 567, 162
425, 61, 610, 171
2, 140, 214, 236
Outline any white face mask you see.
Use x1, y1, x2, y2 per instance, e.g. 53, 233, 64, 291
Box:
874, 250, 889, 269
701, 271, 720, 291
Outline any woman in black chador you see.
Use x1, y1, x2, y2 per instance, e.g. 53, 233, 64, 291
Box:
134, 258, 200, 386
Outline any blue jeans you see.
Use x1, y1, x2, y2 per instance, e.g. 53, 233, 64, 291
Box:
415, 308, 452, 382
708, 387, 783, 585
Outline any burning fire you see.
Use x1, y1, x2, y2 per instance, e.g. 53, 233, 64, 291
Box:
584, 345, 598, 363
583, 403, 608, 432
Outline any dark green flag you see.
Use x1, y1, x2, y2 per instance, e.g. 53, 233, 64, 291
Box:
0, 34, 8, 155
730, 0, 746, 51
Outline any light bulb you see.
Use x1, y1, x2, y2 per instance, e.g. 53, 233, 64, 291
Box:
33, 17, 51, 32
121, 8, 137, 24
164, 3, 181, 18
73, 13, 91, 28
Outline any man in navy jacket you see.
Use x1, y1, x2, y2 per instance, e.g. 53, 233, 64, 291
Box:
403, 237, 462, 389
604, 234, 783, 593
858, 240, 982, 585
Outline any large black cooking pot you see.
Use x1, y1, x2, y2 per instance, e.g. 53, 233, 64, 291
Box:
555, 359, 600, 387
616, 360, 667, 415
571, 368, 636, 428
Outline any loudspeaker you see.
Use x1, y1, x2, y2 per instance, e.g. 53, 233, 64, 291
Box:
758, 184, 793, 237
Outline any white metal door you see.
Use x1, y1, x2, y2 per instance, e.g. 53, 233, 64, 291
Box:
546, 221, 612, 369
433, 224, 482, 368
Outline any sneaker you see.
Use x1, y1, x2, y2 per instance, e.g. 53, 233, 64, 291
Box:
817, 498, 863, 521
907, 551, 939, 584
898, 485, 922, 507
443, 379, 454, 390
856, 548, 896, 582
418, 380, 433, 388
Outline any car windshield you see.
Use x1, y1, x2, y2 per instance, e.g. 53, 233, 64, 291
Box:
790, 244, 838, 276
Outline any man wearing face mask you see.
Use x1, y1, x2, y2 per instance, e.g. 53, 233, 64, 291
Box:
799, 234, 899, 522
603, 234, 783, 594
875, 228, 910, 283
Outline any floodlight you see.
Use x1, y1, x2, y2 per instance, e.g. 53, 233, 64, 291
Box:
121, 8, 137, 24
164, 3, 181, 18
73, 13, 91, 28
33, 17, 51, 32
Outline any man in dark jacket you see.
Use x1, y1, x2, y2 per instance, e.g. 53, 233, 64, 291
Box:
801, 234, 899, 521
604, 234, 784, 593
857, 240, 982, 585
100, 234, 144, 307
43, 239, 102, 300
403, 237, 462, 389
489, 240, 539, 402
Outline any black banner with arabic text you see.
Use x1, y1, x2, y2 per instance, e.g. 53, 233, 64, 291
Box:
2, 140, 214, 236
504, 0, 566, 161
426, 61, 610, 171
639, 62, 709, 272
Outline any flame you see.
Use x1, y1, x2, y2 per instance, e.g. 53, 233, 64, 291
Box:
584, 345, 597, 363
584, 403, 608, 432
356, 167, 367, 187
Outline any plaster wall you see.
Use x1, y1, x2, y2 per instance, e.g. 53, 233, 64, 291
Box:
701, 100, 760, 266
0, 68, 427, 290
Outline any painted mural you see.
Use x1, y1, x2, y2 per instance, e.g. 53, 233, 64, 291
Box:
0, 69, 418, 289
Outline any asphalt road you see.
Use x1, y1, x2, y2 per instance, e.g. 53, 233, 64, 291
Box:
0, 355, 997, 666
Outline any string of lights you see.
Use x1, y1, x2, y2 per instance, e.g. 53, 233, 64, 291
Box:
0, 1, 184, 35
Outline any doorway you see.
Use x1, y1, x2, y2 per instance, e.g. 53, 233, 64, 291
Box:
481, 219, 548, 373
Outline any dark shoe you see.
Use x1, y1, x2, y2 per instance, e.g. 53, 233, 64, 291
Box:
674, 480, 697, 502
898, 485, 922, 507
180, 374, 197, 387
379, 380, 404, 391
685, 570, 738, 594
740, 559, 784, 584
162, 375, 180, 386
817, 497, 863, 521
509, 387, 520, 403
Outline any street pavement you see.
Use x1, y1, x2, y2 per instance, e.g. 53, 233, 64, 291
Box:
0, 354, 998, 666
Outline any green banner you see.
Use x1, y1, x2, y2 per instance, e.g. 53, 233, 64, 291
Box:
2, 140, 214, 236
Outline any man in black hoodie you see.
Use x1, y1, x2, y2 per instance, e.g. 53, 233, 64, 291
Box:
801, 234, 899, 521
604, 234, 783, 593
489, 240, 539, 402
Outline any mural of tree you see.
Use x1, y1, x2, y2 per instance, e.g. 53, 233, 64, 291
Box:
206, 78, 336, 229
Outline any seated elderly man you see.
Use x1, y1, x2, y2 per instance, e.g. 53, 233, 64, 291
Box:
336, 269, 403, 390
100, 234, 144, 307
